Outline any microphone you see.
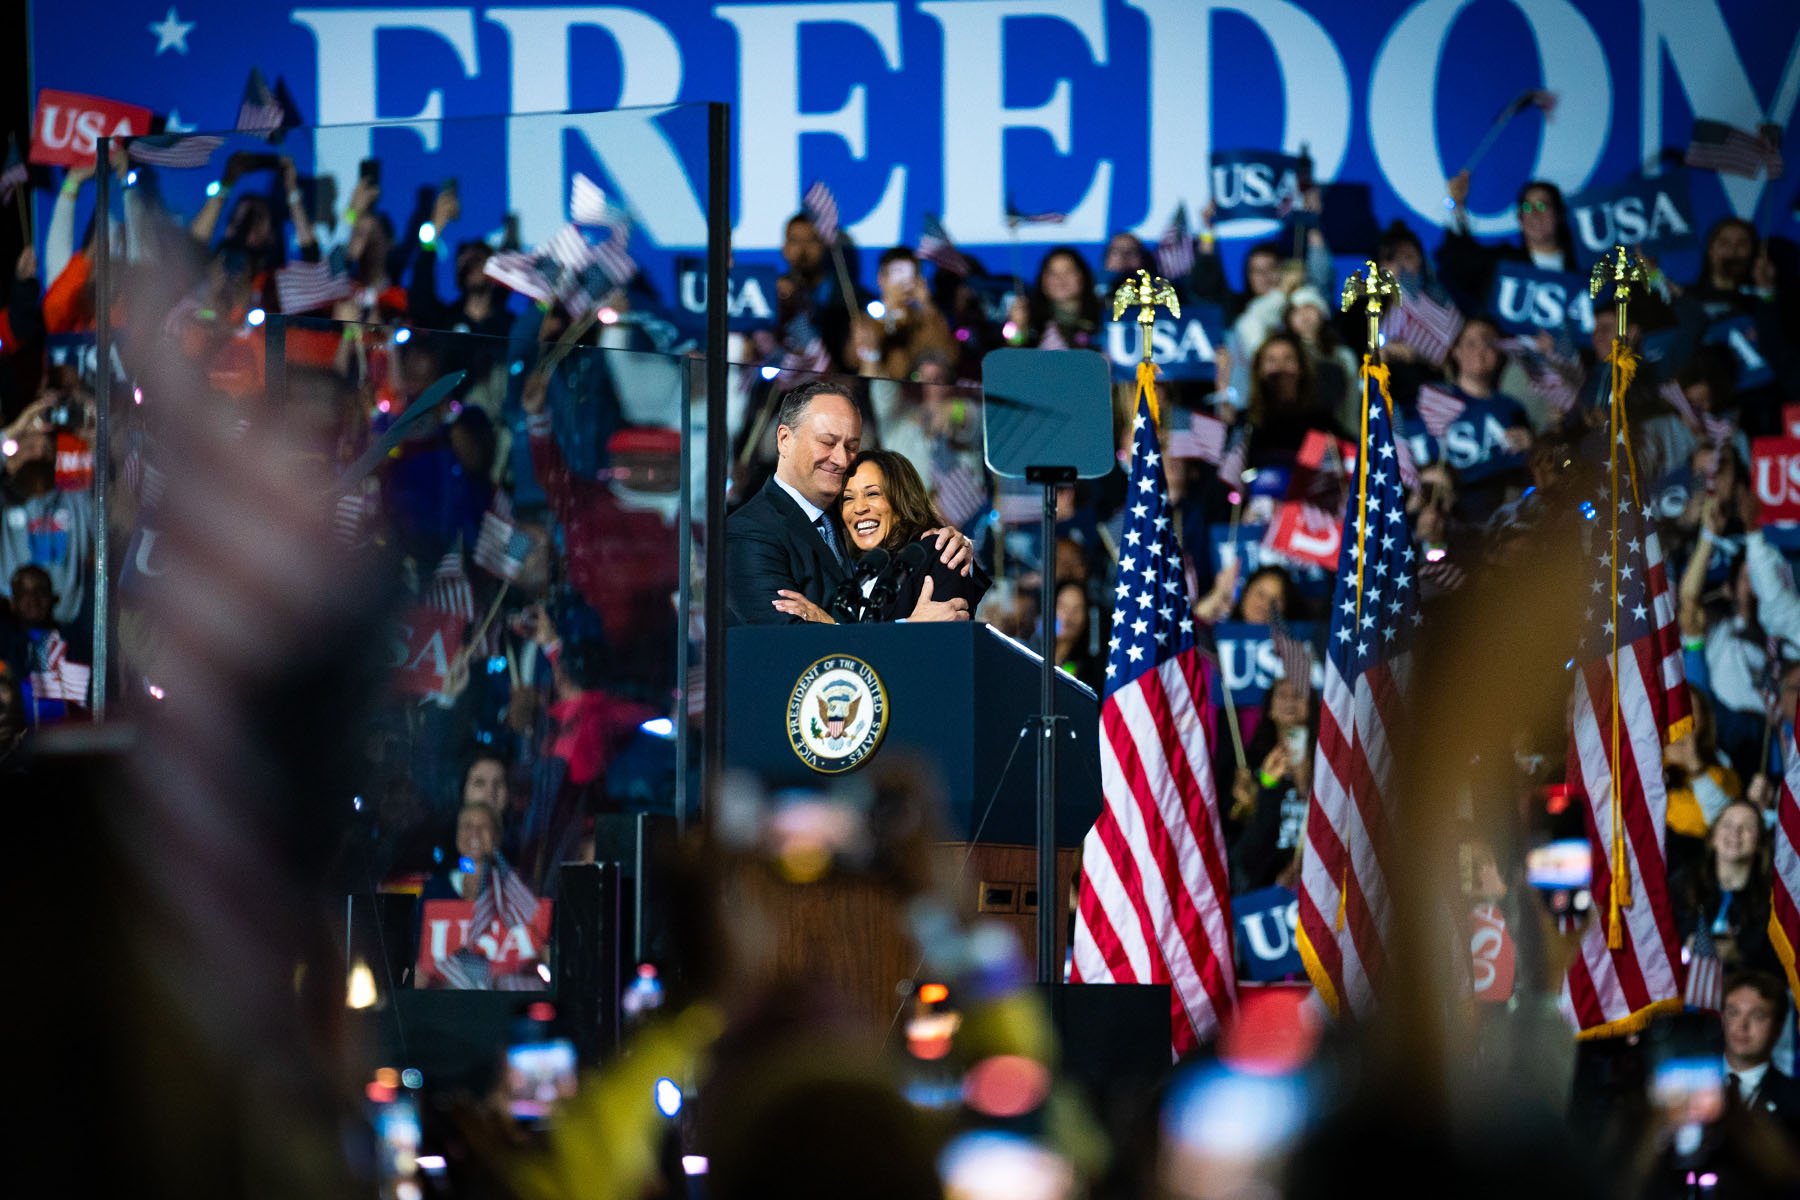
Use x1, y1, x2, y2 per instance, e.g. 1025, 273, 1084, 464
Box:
869, 540, 928, 612
827, 546, 890, 624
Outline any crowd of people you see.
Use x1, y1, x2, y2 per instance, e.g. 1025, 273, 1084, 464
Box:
3, 111, 1800, 1157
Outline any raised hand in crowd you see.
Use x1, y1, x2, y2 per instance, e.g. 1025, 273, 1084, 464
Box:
16, 244, 36, 282
431, 184, 460, 235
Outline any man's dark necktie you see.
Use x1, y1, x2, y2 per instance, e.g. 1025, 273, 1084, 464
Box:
816, 516, 846, 568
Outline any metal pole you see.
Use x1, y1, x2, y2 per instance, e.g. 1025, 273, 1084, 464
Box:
702, 103, 731, 824
1036, 484, 1059, 985
91, 139, 112, 719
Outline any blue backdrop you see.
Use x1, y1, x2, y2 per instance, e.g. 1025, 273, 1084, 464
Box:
27, 1, 1800, 291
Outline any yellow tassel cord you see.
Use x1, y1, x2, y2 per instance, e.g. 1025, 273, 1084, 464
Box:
1295, 920, 1344, 1019
1604, 341, 1643, 950
1770, 910, 1800, 1014
1135, 358, 1160, 429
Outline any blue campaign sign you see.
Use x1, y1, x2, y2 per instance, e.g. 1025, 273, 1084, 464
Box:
1488, 263, 1596, 338
1233, 885, 1304, 982
1209, 619, 1322, 708
671, 258, 779, 331
1704, 314, 1776, 391
1210, 522, 1332, 598
1566, 172, 1697, 266
23, 2, 1800, 297
1102, 303, 1224, 381
1208, 149, 1304, 230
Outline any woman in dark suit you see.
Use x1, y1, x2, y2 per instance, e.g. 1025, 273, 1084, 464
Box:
773, 449, 990, 623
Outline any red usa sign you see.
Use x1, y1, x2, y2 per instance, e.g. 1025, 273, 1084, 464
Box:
31, 90, 152, 168
390, 606, 466, 696
1263, 501, 1342, 570
415, 898, 554, 988
1751, 436, 1800, 525
1469, 903, 1516, 1003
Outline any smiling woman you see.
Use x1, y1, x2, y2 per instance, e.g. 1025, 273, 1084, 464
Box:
823, 450, 991, 624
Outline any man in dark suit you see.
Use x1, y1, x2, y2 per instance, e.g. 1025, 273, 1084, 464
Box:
1722, 970, 1800, 1143
727, 380, 970, 625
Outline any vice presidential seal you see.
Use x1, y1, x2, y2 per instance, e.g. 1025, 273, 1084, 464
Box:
787, 654, 889, 773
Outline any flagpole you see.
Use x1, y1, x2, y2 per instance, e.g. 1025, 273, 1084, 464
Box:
828, 241, 861, 330
1589, 245, 1649, 949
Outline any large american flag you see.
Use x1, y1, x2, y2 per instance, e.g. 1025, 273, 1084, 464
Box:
1559, 447, 1689, 1038
1071, 388, 1237, 1056
1772, 731, 1800, 1005
1295, 384, 1420, 1020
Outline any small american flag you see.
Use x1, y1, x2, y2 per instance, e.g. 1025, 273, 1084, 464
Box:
1499, 336, 1583, 414
30, 631, 91, 705
1385, 291, 1464, 366
484, 250, 557, 306
126, 134, 224, 169
473, 851, 541, 939
236, 68, 287, 136
1216, 426, 1250, 491
931, 442, 987, 529
275, 259, 354, 314
428, 549, 475, 621
1658, 378, 1698, 428
1704, 412, 1736, 448
993, 490, 1042, 525
1686, 119, 1785, 180
1, 136, 27, 200
1271, 611, 1314, 703
1295, 382, 1421, 1020
918, 212, 971, 277
778, 311, 833, 375
474, 494, 533, 582
1684, 924, 1724, 1013
1155, 206, 1196, 281
1071, 387, 1237, 1056
569, 172, 625, 230
591, 232, 636, 293
804, 179, 840, 247
1004, 197, 1067, 226
1416, 384, 1468, 439
333, 482, 377, 547
1166, 414, 1228, 465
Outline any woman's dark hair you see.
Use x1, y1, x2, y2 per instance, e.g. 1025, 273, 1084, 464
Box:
1027, 245, 1101, 336
1697, 217, 1760, 289
841, 449, 942, 553
1447, 316, 1507, 391
1696, 799, 1772, 902
462, 749, 508, 788
1240, 670, 1323, 771
1376, 220, 1424, 266
1515, 179, 1576, 265
1231, 565, 1301, 623
1246, 331, 1318, 427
